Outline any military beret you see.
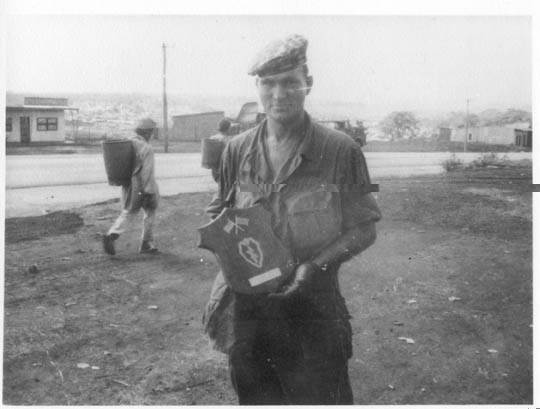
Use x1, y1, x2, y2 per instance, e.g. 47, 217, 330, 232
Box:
136, 118, 157, 130
248, 34, 308, 77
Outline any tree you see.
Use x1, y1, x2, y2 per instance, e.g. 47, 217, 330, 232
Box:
478, 109, 502, 126
495, 108, 531, 125
466, 113, 480, 128
440, 111, 480, 129
379, 111, 419, 141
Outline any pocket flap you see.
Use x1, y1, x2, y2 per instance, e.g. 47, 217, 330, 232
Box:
289, 190, 333, 214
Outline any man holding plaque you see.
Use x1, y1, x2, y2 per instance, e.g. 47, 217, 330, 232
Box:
202, 34, 381, 405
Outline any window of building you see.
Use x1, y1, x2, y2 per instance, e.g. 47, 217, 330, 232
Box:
6, 117, 12, 132
37, 117, 58, 131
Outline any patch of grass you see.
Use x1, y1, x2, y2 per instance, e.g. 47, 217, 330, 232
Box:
5, 211, 84, 243
379, 165, 532, 241
442, 152, 526, 173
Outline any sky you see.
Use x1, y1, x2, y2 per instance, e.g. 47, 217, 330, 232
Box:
3, 5, 534, 115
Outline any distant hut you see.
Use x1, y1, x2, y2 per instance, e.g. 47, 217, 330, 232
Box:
171, 111, 225, 141
451, 123, 532, 147
438, 127, 452, 142
515, 126, 532, 148
5, 96, 78, 143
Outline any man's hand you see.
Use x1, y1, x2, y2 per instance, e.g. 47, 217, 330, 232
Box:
141, 193, 157, 209
268, 262, 319, 300
267, 223, 377, 300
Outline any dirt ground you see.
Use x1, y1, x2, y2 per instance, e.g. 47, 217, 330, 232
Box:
3, 165, 532, 405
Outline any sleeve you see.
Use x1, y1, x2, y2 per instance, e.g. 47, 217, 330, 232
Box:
340, 144, 382, 230
206, 141, 237, 218
130, 140, 143, 178
202, 271, 235, 353
138, 146, 157, 194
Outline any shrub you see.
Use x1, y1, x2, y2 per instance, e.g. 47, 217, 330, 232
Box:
442, 154, 464, 172
466, 152, 508, 169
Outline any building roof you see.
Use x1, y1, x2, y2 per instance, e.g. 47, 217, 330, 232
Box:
504, 122, 531, 131
6, 95, 78, 111
171, 111, 224, 118
452, 123, 532, 132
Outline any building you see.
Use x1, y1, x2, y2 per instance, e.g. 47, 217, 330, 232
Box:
438, 127, 452, 141
515, 128, 532, 148
451, 123, 532, 147
171, 111, 225, 141
6, 96, 78, 143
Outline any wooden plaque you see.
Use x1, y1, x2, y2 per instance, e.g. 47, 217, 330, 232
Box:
198, 205, 296, 294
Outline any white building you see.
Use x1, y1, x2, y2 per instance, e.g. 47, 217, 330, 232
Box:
6, 96, 78, 143
451, 122, 532, 146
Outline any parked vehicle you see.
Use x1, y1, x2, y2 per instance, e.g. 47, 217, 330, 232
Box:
227, 102, 266, 135
318, 119, 367, 146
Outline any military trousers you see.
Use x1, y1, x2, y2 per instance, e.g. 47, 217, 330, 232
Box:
228, 293, 354, 405
108, 206, 156, 243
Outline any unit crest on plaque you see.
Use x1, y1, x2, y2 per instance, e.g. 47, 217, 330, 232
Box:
198, 205, 296, 294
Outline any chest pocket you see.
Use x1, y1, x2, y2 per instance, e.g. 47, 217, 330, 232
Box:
286, 190, 342, 258
234, 169, 264, 209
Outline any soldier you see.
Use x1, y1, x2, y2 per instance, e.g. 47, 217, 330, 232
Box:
102, 118, 160, 255
203, 34, 381, 404
209, 118, 232, 182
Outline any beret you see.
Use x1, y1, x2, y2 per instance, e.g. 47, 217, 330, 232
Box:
248, 34, 308, 77
136, 118, 157, 130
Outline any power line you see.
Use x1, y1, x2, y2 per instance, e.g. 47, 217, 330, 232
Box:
464, 98, 470, 153
162, 42, 169, 153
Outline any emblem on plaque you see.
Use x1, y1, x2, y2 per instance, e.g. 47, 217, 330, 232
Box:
198, 205, 296, 294
238, 237, 264, 268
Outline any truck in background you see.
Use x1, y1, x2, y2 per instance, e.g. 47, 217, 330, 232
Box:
318, 119, 367, 146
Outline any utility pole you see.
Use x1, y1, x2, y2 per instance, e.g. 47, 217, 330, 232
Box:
162, 42, 169, 153
464, 98, 470, 152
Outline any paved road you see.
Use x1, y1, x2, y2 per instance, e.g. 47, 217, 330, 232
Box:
5, 152, 531, 217
6, 153, 208, 189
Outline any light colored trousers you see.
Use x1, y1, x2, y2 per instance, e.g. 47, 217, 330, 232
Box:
108, 207, 156, 243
